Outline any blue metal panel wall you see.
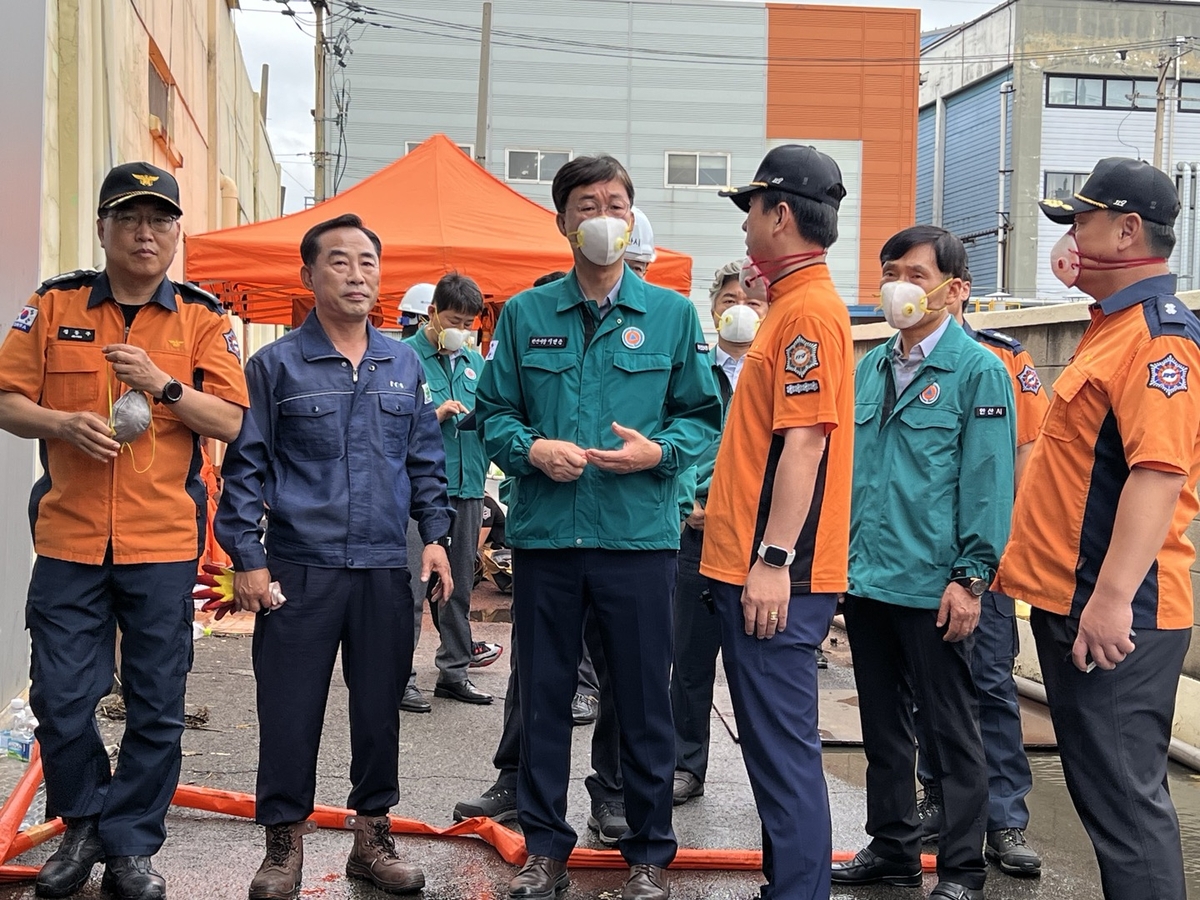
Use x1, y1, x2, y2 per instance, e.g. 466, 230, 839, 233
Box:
941, 69, 1012, 293
916, 104, 935, 225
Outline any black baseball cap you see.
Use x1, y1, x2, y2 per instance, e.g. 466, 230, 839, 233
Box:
97, 162, 183, 217
720, 145, 847, 212
1039, 157, 1180, 226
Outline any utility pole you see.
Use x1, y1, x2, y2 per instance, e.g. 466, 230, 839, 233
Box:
1154, 52, 1169, 171
474, 1, 493, 169
313, 1, 327, 202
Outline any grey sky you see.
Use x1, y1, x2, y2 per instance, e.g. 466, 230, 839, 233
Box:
234, 0, 994, 213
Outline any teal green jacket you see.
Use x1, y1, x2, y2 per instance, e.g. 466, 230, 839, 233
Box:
848, 320, 1016, 609
476, 268, 722, 550
404, 328, 488, 499
678, 348, 736, 519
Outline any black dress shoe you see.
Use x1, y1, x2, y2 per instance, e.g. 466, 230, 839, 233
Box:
571, 692, 599, 725
399, 684, 431, 713
671, 770, 704, 806
35, 816, 103, 898
930, 881, 984, 900
101, 856, 166, 900
435, 678, 493, 704
831, 847, 921, 887
509, 854, 568, 900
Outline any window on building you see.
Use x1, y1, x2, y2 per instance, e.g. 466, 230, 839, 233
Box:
1181, 81, 1200, 112
665, 152, 731, 188
1044, 171, 1089, 201
148, 61, 172, 136
1046, 74, 1162, 111
405, 140, 473, 156
505, 149, 571, 183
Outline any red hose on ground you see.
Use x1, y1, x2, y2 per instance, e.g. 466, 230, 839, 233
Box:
3, 768, 938, 881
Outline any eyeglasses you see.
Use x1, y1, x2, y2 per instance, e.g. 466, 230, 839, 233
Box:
572, 202, 630, 218
105, 211, 179, 234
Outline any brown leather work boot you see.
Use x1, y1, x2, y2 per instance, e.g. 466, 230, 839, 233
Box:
248, 820, 316, 900
344, 814, 425, 893
621, 864, 671, 900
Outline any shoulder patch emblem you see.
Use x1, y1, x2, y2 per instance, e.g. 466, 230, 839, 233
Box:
1017, 364, 1042, 395
919, 382, 940, 405
222, 328, 241, 361
621, 327, 645, 349
422, 383, 433, 404
785, 381, 819, 396
464, 366, 477, 381
11, 305, 38, 333
1148, 353, 1189, 397
784, 335, 819, 379
1165, 302, 1178, 315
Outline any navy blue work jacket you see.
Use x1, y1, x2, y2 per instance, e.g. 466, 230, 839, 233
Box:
215, 311, 452, 571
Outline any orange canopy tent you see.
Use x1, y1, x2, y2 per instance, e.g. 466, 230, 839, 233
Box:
184, 134, 693, 330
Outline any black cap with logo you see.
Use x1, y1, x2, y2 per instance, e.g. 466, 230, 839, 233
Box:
97, 162, 183, 217
720, 144, 848, 213
1039, 157, 1180, 226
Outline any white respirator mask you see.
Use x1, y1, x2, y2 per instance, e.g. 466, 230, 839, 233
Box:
716, 304, 761, 343
109, 390, 152, 445
879, 278, 951, 330
571, 216, 631, 267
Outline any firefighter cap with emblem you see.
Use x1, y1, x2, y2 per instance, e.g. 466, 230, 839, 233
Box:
97, 162, 183, 217
720, 144, 848, 213
1039, 157, 1180, 226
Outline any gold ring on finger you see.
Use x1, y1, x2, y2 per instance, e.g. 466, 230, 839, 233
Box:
767, 610, 778, 621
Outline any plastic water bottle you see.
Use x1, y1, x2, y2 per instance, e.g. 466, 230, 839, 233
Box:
7, 703, 34, 762
20, 780, 46, 831
0, 698, 16, 754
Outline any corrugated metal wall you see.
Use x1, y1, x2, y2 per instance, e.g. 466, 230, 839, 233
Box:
916, 104, 935, 225
326, 0, 767, 321
941, 69, 1012, 293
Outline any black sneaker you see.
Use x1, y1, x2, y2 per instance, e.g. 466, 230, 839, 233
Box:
917, 782, 942, 843
815, 647, 829, 669
453, 784, 518, 824
571, 692, 598, 726
986, 827, 1042, 877
587, 802, 627, 846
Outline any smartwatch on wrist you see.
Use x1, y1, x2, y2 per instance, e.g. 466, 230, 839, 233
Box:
757, 542, 796, 568
159, 378, 184, 404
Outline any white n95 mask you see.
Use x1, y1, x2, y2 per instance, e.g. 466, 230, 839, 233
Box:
879, 278, 951, 330
438, 327, 473, 353
109, 390, 152, 444
571, 216, 630, 266
717, 304, 760, 343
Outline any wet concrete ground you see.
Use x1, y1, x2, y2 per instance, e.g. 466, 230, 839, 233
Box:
3, 613, 1199, 899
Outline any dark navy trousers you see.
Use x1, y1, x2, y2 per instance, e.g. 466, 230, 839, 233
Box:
709, 579, 836, 900
916, 589, 1032, 831
671, 525, 722, 781
1033, 608, 1189, 900
511, 548, 677, 867
253, 559, 414, 825
26, 553, 196, 856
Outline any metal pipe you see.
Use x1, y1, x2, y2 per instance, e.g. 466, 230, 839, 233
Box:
1178, 162, 1191, 287
932, 97, 946, 226
997, 82, 1014, 294
1192, 164, 1200, 285
1014, 675, 1200, 773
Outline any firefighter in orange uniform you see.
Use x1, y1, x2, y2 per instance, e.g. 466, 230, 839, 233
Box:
0, 163, 248, 900
997, 157, 1199, 900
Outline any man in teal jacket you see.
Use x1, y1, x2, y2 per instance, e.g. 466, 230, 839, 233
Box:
404, 272, 497, 705
834, 226, 1015, 900
476, 155, 721, 900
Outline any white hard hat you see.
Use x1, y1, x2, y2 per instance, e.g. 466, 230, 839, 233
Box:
625, 206, 657, 263
399, 283, 435, 317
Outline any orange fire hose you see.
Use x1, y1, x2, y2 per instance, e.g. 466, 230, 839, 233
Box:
2, 748, 937, 881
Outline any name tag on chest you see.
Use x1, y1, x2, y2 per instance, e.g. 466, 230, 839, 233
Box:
57, 327, 95, 342
529, 335, 568, 350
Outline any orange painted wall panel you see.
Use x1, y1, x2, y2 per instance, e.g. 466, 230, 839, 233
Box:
767, 4, 920, 305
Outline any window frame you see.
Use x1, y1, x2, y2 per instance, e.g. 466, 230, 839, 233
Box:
663, 151, 732, 190
1043, 171, 1090, 201
504, 148, 573, 184
1044, 73, 1185, 112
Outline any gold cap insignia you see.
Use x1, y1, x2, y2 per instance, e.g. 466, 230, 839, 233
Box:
133, 173, 160, 186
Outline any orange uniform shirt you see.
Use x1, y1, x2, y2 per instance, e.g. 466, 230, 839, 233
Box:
963, 321, 1050, 446
701, 264, 854, 591
0, 270, 250, 565
996, 275, 1200, 630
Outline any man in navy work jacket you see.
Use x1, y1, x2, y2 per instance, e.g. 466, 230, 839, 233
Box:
216, 214, 453, 900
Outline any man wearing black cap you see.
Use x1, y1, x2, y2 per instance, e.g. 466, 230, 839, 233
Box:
700, 145, 855, 900
0, 162, 249, 899
996, 157, 1200, 900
